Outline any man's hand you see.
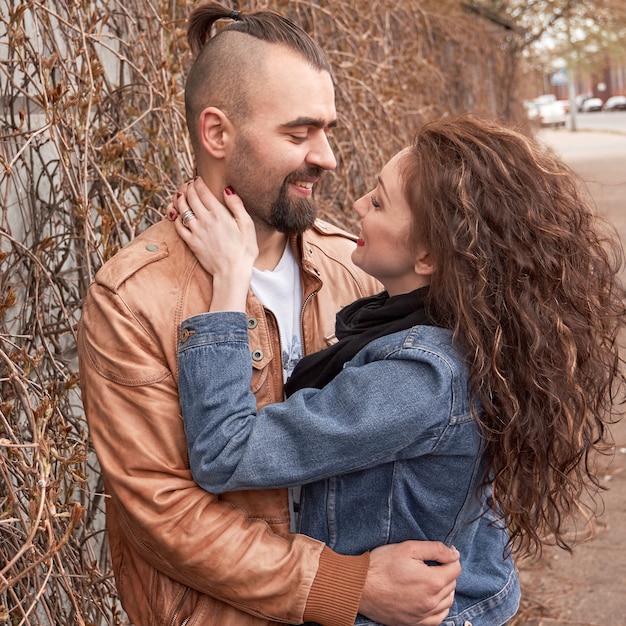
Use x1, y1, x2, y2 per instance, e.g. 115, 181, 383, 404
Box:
359, 541, 461, 626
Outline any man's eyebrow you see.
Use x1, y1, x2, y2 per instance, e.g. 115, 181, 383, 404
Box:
280, 117, 338, 130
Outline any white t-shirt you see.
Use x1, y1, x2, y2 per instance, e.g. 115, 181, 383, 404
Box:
250, 243, 304, 382
250, 243, 303, 530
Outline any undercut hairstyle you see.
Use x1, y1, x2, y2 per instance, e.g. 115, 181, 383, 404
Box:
184, 2, 332, 154
401, 115, 626, 558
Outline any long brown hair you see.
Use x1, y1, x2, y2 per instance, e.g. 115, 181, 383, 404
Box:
402, 115, 626, 557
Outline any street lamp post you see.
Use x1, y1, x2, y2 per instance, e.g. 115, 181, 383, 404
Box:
568, 63, 577, 132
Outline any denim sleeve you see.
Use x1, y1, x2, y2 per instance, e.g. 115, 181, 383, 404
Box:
178, 312, 454, 493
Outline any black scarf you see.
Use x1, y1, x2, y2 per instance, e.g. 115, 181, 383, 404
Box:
284, 286, 440, 396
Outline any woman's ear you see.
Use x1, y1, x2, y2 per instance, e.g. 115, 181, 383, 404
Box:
414, 248, 435, 277
198, 107, 234, 159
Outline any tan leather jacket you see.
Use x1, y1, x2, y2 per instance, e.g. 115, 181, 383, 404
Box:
78, 218, 380, 626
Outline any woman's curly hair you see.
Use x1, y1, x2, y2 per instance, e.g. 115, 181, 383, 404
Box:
401, 115, 626, 558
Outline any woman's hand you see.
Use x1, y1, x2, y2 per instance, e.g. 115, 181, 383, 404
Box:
171, 178, 258, 312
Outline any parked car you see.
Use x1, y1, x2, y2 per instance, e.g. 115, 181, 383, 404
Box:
580, 97, 603, 112
535, 101, 567, 127
576, 93, 593, 111
525, 98, 567, 127
603, 95, 626, 111
556, 99, 570, 114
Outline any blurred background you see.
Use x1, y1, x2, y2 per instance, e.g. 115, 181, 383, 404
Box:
1, 1, 624, 624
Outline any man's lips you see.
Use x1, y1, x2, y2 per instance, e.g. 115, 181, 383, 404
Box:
290, 180, 316, 196
292, 180, 315, 190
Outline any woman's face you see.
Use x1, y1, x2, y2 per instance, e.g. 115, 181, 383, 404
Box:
351, 149, 432, 296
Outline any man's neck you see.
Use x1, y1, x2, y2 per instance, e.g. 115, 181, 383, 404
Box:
254, 229, 289, 271
196, 167, 289, 272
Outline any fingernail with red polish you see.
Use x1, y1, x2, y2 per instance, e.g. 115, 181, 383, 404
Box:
224, 186, 235, 196
176, 192, 182, 199
168, 210, 177, 220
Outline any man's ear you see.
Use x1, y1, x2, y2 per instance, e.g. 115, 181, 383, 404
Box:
198, 107, 234, 159
414, 248, 435, 277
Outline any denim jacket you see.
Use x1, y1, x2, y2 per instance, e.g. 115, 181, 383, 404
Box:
178, 312, 521, 626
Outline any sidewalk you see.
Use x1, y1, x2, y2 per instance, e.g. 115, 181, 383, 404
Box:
511, 129, 626, 626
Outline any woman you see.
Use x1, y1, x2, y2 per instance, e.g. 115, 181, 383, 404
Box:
173, 116, 625, 626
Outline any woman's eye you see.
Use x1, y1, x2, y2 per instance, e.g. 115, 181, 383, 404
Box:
370, 194, 381, 209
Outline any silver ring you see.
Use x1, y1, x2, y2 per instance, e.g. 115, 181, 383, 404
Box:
181, 209, 196, 228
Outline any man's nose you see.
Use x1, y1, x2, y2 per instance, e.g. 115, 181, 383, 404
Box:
307, 132, 337, 171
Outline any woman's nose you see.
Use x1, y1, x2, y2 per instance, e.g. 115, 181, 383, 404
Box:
352, 195, 368, 218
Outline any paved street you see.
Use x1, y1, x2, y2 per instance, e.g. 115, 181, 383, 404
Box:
513, 128, 626, 626
566, 110, 626, 134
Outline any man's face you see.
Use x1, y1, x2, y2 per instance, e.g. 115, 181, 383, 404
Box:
225, 48, 337, 235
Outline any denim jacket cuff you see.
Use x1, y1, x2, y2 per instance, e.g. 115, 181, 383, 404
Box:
179, 311, 248, 349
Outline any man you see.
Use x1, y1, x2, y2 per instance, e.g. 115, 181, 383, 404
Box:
77, 4, 460, 625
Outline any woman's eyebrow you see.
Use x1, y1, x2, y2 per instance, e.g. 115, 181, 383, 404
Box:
378, 175, 391, 202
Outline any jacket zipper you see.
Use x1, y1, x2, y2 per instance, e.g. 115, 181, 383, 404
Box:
169, 587, 190, 626
299, 290, 317, 356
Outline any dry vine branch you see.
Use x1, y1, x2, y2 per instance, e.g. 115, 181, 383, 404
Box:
0, 0, 525, 623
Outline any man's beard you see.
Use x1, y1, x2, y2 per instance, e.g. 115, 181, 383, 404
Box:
269, 169, 322, 235
227, 131, 326, 235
